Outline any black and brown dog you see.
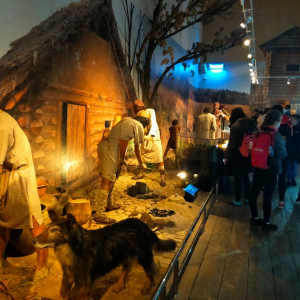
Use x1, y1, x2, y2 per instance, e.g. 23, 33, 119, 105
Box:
33, 212, 176, 300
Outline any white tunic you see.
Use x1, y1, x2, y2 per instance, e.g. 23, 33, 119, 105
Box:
195, 113, 217, 139
97, 118, 144, 182
0, 111, 43, 229
138, 109, 163, 164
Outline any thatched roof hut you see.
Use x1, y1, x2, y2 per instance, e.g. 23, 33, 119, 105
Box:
0, 0, 136, 109
0, 0, 137, 188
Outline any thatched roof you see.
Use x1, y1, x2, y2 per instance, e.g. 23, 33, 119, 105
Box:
260, 26, 300, 55
0, 0, 136, 105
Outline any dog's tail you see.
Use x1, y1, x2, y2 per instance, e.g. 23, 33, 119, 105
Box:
153, 238, 176, 252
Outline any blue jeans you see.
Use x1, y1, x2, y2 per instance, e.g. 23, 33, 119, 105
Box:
287, 157, 298, 180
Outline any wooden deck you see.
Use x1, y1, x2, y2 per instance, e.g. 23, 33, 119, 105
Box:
178, 176, 300, 300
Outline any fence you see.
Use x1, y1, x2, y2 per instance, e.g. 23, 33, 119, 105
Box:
150, 180, 219, 300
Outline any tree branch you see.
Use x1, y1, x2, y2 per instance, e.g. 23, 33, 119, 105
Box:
162, 0, 237, 40
149, 30, 246, 104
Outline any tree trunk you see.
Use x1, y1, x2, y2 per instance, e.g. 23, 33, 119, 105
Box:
141, 38, 156, 107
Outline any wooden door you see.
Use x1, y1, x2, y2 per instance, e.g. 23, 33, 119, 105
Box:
66, 104, 86, 183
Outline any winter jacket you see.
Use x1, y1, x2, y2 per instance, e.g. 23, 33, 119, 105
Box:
279, 115, 293, 156
273, 130, 287, 174
225, 117, 256, 159
292, 122, 300, 163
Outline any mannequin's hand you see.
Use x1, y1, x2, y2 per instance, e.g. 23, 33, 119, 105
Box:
140, 163, 147, 170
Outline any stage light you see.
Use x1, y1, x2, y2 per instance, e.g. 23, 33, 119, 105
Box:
248, 54, 252, 58
240, 23, 246, 28
246, 16, 252, 24
177, 172, 187, 179
249, 63, 253, 67
244, 39, 251, 46
287, 78, 291, 84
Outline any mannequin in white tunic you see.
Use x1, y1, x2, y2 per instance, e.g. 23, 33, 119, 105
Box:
0, 110, 49, 286
133, 100, 166, 187
95, 116, 151, 224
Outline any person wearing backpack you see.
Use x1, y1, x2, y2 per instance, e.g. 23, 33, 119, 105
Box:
290, 114, 300, 204
271, 105, 293, 209
224, 108, 256, 206
249, 110, 287, 231
287, 114, 300, 187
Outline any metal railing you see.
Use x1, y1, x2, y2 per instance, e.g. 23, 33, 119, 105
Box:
150, 180, 219, 300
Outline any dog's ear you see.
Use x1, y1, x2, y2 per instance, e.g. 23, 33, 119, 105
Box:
48, 210, 60, 222
66, 213, 78, 228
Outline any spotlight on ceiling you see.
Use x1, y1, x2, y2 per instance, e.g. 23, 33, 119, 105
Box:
248, 53, 252, 58
244, 39, 251, 46
287, 78, 291, 85
241, 16, 252, 28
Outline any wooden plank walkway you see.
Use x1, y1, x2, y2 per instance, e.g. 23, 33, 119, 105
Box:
178, 174, 300, 300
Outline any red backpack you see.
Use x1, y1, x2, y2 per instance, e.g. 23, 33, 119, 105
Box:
251, 131, 276, 169
239, 133, 255, 157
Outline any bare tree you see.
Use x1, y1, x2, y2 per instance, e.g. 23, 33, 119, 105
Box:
121, 0, 145, 71
122, 0, 246, 106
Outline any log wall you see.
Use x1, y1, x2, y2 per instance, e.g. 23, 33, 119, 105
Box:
15, 29, 128, 188
266, 50, 300, 103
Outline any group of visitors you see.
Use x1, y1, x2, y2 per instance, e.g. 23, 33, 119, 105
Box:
225, 104, 300, 231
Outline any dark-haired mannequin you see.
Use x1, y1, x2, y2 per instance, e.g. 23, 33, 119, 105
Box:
95, 117, 150, 224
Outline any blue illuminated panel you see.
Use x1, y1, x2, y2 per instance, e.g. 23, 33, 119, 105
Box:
184, 184, 199, 196
209, 63, 224, 73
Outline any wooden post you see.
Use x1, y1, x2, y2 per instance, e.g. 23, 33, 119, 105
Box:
55, 101, 63, 186
85, 105, 91, 173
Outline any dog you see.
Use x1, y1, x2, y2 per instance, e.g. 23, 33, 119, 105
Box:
33, 212, 176, 300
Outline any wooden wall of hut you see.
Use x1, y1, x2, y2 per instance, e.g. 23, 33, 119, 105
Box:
265, 50, 300, 103
15, 29, 128, 188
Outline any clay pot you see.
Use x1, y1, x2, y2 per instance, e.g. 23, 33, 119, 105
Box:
36, 179, 49, 197
51, 187, 68, 216
40, 194, 58, 211
65, 199, 91, 225
41, 204, 51, 225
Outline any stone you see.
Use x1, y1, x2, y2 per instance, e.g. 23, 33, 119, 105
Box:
127, 185, 138, 197
152, 190, 160, 197
167, 194, 186, 205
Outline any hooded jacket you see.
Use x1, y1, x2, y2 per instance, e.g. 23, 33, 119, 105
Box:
292, 122, 300, 163
225, 118, 256, 158
279, 115, 293, 156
